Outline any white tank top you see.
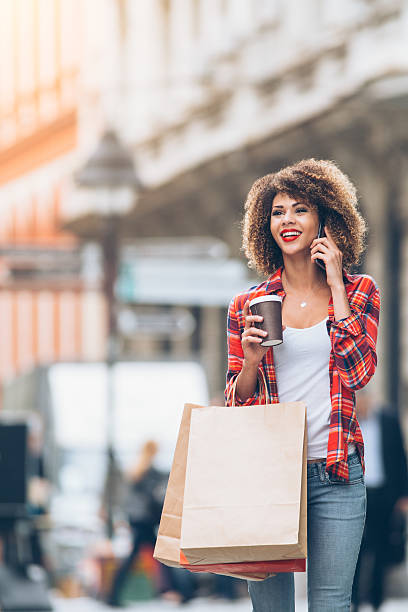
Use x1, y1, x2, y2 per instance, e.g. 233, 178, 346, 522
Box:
273, 318, 331, 459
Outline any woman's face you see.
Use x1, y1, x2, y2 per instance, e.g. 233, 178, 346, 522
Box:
270, 192, 319, 256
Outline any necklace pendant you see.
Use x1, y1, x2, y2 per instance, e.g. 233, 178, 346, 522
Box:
300, 301, 307, 308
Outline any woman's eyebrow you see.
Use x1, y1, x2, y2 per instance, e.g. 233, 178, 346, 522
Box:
271, 201, 306, 209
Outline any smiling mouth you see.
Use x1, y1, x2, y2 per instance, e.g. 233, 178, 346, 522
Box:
280, 230, 302, 242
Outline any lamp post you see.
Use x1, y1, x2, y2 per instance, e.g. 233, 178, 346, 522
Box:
75, 130, 141, 537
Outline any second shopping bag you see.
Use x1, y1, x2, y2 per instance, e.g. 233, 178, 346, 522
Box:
153, 403, 269, 579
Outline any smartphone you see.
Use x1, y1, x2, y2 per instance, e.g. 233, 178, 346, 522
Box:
315, 220, 326, 270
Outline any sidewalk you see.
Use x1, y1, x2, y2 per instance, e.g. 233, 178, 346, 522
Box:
51, 565, 408, 611
51, 560, 408, 611
52, 594, 408, 611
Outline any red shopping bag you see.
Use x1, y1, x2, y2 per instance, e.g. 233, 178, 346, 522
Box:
180, 551, 306, 574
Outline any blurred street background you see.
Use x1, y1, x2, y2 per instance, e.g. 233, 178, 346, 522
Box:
1, 0, 408, 610
49, 593, 408, 612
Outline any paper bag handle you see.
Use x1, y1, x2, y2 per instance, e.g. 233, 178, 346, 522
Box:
229, 367, 270, 406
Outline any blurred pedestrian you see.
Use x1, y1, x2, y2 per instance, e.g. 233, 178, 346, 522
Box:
0, 414, 51, 581
225, 159, 380, 611
352, 389, 408, 611
212, 573, 240, 601
0, 518, 16, 567
159, 564, 196, 605
106, 440, 165, 607
26, 413, 51, 571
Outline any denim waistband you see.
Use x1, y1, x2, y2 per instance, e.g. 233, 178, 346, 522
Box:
306, 451, 359, 477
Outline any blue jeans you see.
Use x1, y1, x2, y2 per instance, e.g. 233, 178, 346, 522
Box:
248, 452, 366, 611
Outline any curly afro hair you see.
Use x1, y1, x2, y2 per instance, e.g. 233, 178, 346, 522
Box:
242, 158, 367, 276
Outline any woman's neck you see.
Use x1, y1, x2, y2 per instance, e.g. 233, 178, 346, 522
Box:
281, 256, 326, 292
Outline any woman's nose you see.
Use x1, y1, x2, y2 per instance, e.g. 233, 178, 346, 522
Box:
282, 210, 295, 224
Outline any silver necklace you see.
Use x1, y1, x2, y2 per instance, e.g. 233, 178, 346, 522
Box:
300, 287, 317, 308
283, 274, 324, 309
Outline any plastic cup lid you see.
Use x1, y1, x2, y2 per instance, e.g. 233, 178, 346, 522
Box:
249, 295, 282, 307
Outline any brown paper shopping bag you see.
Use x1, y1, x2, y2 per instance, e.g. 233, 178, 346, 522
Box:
180, 400, 307, 566
153, 403, 270, 580
153, 403, 196, 568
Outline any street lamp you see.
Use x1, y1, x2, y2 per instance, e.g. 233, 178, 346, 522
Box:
74, 130, 141, 537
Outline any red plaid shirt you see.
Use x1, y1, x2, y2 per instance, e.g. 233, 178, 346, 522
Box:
225, 267, 380, 481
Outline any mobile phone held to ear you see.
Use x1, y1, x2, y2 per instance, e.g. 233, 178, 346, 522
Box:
315, 221, 326, 270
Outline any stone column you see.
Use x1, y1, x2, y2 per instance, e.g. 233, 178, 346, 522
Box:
200, 305, 223, 400
351, 156, 389, 403
169, 0, 195, 77
125, 0, 169, 136
170, 306, 195, 358
398, 156, 408, 418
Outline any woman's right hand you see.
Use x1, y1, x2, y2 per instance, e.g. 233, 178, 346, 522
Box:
241, 301, 270, 366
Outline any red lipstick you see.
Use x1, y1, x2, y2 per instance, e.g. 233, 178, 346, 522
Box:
280, 230, 302, 242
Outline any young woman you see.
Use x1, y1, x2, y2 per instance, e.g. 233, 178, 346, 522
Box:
225, 159, 380, 611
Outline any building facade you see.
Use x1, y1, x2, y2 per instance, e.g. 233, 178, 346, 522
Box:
2, 0, 408, 406
0, 0, 106, 388
105, 0, 408, 407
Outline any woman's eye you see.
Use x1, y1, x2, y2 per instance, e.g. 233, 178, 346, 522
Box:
271, 207, 308, 216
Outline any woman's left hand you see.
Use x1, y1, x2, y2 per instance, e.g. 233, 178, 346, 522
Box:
310, 226, 344, 290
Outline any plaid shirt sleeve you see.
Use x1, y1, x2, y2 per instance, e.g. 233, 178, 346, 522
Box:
225, 294, 260, 406
329, 278, 380, 390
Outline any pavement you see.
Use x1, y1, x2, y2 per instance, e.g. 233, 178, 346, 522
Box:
49, 563, 408, 611
51, 595, 408, 611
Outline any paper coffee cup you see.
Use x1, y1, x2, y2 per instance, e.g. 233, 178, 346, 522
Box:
249, 295, 283, 347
